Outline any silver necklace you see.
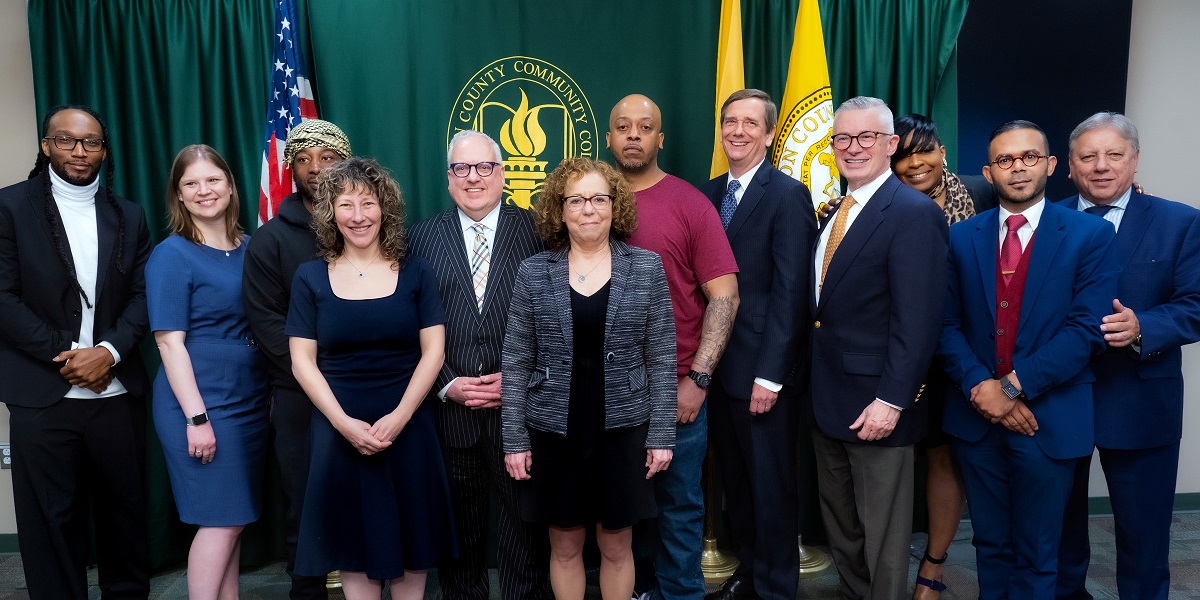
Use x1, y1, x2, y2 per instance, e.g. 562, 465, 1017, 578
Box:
342, 254, 380, 277
571, 254, 605, 283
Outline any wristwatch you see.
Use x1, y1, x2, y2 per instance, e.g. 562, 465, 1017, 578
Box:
185, 412, 209, 426
999, 375, 1025, 401
687, 370, 711, 389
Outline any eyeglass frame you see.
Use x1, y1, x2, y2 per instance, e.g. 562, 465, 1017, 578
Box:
448, 161, 501, 178
990, 152, 1049, 170
562, 194, 613, 212
830, 131, 891, 151
44, 135, 105, 153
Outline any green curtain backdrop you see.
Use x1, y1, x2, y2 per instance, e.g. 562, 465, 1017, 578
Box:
23, 0, 966, 570
26, 0, 284, 569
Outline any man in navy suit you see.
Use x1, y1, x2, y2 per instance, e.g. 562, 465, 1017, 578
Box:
807, 96, 947, 600
407, 130, 549, 600
701, 89, 814, 600
1055, 113, 1200, 600
940, 120, 1119, 599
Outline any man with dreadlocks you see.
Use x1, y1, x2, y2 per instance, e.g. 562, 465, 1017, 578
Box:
0, 105, 152, 598
243, 118, 351, 600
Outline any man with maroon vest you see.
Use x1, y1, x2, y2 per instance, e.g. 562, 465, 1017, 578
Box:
939, 120, 1119, 599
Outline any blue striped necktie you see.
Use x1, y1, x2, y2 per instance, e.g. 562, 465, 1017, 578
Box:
720, 179, 740, 229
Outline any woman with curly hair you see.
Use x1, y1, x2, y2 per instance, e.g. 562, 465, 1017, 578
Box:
502, 157, 676, 600
286, 157, 456, 599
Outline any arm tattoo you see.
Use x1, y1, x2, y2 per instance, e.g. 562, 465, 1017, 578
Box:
693, 295, 737, 371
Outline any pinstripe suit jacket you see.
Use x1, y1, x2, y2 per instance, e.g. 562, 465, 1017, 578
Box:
407, 203, 544, 448
501, 239, 677, 453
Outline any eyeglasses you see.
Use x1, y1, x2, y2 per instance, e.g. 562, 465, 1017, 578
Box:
991, 152, 1048, 170
44, 135, 104, 153
563, 194, 612, 211
449, 161, 501, 177
831, 131, 890, 151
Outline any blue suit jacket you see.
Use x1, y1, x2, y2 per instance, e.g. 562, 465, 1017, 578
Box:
940, 200, 1120, 459
806, 173, 948, 446
702, 163, 815, 397
1061, 191, 1200, 449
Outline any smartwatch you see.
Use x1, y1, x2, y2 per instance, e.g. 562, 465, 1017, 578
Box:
687, 370, 712, 389
999, 375, 1025, 401
186, 412, 209, 426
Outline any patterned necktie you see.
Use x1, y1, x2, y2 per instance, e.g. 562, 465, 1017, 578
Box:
469, 223, 490, 310
1000, 214, 1028, 285
720, 179, 741, 229
819, 194, 856, 290
1085, 204, 1115, 217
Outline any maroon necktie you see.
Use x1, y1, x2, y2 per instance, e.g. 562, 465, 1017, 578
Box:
1000, 214, 1027, 285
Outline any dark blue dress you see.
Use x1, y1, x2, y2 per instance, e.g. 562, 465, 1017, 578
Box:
286, 257, 457, 580
147, 235, 269, 526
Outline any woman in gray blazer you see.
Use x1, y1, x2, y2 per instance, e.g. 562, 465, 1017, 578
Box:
502, 157, 676, 600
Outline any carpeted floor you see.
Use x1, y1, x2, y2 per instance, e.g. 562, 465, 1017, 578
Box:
0, 512, 1198, 598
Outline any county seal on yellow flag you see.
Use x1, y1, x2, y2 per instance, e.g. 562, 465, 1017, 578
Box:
772, 0, 837, 211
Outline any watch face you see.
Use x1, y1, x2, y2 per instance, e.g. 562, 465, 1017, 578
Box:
689, 371, 711, 388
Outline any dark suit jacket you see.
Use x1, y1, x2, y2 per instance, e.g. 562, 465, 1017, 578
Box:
501, 239, 676, 453
941, 201, 1119, 459
702, 163, 815, 397
0, 174, 151, 407
807, 173, 948, 447
1061, 191, 1200, 449
408, 204, 544, 448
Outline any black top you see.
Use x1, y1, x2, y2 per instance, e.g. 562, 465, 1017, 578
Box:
568, 280, 610, 453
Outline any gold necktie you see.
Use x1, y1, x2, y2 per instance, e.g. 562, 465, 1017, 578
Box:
820, 195, 856, 290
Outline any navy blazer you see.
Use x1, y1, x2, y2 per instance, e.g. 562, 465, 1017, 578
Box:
940, 200, 1120, 459
0, 174, 152, 407
408, 204, 544, 448
1061, 191, 1200, 449
702, 163, 815, 396
501, 239, 676, 453
807, 173, 948, 446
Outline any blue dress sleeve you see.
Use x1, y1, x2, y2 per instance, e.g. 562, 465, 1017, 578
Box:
146, 237, 192, 332
286, 262, 319, 340
413, 258, 447, 329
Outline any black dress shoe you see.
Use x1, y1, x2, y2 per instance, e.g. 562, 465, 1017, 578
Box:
704, 578, 756, 600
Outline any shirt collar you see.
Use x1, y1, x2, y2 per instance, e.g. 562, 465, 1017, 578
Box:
728, 158, 767, 191
846, 169, 892, 205
999, 197, 1047, 230
1077, 186, 1132, 213
457, 202, 501, 233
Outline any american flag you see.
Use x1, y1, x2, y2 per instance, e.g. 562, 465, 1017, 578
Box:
258, 0, 317, 224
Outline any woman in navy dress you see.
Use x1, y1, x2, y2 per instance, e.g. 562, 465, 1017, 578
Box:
287, 157, 456, 600
148, 144, 269, 599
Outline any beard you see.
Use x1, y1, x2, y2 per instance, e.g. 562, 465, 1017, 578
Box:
998, 172, 1049, 206
50, 160, 101, 187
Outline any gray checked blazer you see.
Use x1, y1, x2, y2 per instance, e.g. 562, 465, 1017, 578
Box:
501, 238, 676, 453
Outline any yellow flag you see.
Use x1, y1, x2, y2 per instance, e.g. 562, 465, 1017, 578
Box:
772, 0, 837, 210
710, 0, 745, 178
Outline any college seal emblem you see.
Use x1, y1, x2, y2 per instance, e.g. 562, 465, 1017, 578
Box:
772, 86, 838, 210
448, 56, 598, 208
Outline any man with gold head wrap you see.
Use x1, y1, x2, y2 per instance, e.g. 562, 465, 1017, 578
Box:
242, 119, 351, 600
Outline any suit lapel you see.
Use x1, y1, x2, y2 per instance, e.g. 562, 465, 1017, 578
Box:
481, 205, 519, 314
604, 240, 632, 342
725, 164, 771, 240
971, 212, 999, 322
816, 179, 891, 308
548, 247, 573, 349
94, 188, 116, 295
436, 209, 476, 311
1114, 192, 1151, 268
1018, 203, 1066, 331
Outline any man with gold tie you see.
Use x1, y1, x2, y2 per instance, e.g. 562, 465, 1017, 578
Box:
806, 96, 948, 600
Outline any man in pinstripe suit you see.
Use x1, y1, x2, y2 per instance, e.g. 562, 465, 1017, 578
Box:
408, 130, 550, 600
